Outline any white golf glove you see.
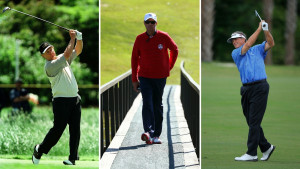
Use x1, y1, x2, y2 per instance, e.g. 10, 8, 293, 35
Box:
262, 22, 268, 31
76, 30, 82, 40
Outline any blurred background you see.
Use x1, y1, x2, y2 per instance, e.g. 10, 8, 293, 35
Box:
202, 0, 299, 65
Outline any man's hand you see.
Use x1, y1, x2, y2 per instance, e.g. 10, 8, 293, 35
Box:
261, 21, 268, 31
76, 30, 83, 40
132, 82, 140, 92
69, 30, 76, 40
258, 21, 263, 30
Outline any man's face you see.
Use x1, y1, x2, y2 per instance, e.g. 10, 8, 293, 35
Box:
232, 38, 246, 48
144, 18, 157, 32
42, 46, 56, 61
15, 82, 22, 89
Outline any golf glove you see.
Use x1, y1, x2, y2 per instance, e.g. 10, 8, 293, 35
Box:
262, 22, 268, 31
76, 30, 82, 40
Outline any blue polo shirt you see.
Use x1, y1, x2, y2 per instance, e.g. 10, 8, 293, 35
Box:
232, 41, 268, 84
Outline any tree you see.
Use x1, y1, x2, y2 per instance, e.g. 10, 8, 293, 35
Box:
263, 0, 274, 65
201, 0, 214, 62
284, 0, 297, 65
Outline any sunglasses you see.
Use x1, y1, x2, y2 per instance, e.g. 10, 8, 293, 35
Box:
145, 21, 156, 24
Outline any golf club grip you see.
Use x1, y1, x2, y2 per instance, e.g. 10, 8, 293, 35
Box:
11, 9, 70, 32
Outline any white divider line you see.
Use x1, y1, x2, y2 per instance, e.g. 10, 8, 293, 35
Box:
99, 93, 142, 169
174, 86, 200, 168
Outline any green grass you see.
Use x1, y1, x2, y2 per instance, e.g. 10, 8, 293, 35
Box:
0, 159, 98, 169
202, 62, 300, 169
101, 0, 199, 85
0, 106, 99, 167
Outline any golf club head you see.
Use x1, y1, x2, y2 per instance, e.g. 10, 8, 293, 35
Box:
2, 7, 11, 13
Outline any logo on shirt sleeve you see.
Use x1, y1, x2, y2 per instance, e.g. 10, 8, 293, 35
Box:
158, 44, 163, 50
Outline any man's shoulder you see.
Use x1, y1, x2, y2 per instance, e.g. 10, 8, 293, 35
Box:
10, 88, 17, 93
21, 88, 27, 92
137, 32, 147, 38
157, 30, 169, 37
45, 54, 64, 64
232, 46, 242, 54
252, 41, 266, 49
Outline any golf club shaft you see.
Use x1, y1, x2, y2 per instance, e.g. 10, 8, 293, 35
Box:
257, 14, 262, 22
11, 8, 70, 31
255, 10, 262, 22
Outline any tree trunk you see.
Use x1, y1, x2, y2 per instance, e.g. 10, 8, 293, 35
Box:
263, 0, 274, 65
201, 0, 214, 62
284, 0, 297, 65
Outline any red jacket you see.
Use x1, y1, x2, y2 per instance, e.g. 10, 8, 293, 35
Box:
131, 30, 178, 82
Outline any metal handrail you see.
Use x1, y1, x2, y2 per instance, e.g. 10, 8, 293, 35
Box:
100, 69, 138, 157
180, 60, 200, 159
180, 61, 200, 92
100, 70, 131, 94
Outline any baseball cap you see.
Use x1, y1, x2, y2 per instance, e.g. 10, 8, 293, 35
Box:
227, 32, 247, 43
39, 42, 52, 54
144, 13, 157, 22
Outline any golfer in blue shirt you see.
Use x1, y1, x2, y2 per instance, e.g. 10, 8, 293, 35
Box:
228, 20, 275, 161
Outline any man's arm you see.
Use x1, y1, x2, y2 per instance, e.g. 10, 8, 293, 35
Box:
264, 29, 275, 51
167, 35, 178, 70
131, 37, 140, 92
10, 89, 29, 103
75, 40, 83, 56
75, 30, 83, 55
13, 95, 29, 103
241, 21, 263, 55
63, 30, 76, 60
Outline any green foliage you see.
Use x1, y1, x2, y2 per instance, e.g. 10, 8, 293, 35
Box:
0, 106, 99, 159
214, 0, 299, 65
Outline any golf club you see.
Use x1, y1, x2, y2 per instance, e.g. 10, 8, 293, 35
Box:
255, 10, 262, 22
255, 10, 268, 30
2, 6, 70, 32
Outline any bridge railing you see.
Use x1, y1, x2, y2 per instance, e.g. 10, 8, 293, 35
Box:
100, 70, 138, 157
180, 61, 200, 158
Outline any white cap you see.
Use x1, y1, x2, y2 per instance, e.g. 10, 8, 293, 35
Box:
144, 13, 157, 22
227, 32, 246, 43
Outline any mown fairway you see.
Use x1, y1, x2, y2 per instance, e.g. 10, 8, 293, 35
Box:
202, 62, 300, 169
101, 0, 199, 85
0, 106, 99, 168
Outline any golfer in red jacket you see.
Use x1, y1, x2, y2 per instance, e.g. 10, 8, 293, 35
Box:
131, 13, 178, 144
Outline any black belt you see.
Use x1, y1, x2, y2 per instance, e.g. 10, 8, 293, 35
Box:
243, 79, 266, 86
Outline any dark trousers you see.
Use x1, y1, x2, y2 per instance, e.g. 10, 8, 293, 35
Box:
139, 77, 166, 138
39, 97, 81, 160
240, 81, 271, 156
